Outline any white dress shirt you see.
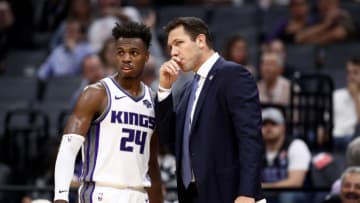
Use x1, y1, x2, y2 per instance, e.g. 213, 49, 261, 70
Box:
158, 53, 220, 124
333, 88, 357, 137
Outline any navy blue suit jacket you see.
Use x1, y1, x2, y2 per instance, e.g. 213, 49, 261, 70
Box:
156, 57, 264, 203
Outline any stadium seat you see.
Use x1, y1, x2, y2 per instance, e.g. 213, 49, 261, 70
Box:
210, 5, 258, 31
0, 76, 38, 102
3, 107, 50, 182
42, 76, 82, 102
3, 49, 48, 77
157, 6, 209, 31
322, 43, 360, 89
261, 5, 289, 37
33, 101, 71, 137
286, 45, 317, 73
0, 76, 37, 135
213, 28, 259, 52
289, 73, 334, 151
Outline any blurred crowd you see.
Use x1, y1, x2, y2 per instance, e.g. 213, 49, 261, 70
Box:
1, 0, 360, 202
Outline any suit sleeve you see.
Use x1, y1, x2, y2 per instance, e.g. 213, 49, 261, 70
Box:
155, 94, 176, 144
224, 66, 264, 198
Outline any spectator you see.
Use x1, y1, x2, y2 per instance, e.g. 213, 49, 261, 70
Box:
141, 56, 159, 91
99, 37, 117, 75
266, 39, 297, 78
87, 0, 142, 52
258, 0, 290, 10
323, 166, 360, 203
333, 57, 360, 151
70, 54, 106, 107
330, 137, 360, 195
37, 18, 94, 81
0, 0, 14, 74
296, 0, 357, 45
32, 0, 69, 32
261, 107, 311, 188
223, 34, 257, 77
95, 0, 141, 21
158, 145, 177, 203
267, 0, 315, 44
261, 107, 311, 203
141, 8, 165, 66
257, 51, 291, 106
50, 0, 94, 50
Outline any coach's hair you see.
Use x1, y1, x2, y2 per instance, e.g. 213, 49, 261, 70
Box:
112, 22, 152, 49
164, 16, 213, 49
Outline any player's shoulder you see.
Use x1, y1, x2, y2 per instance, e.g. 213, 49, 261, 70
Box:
80, 81, 107, 100
72, 81, 107, 114
144, 84, 156, 101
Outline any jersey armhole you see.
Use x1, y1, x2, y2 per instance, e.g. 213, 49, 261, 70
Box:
93, 79, 111, 123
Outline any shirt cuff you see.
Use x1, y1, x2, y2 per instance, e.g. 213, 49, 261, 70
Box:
157, 86, 171, 102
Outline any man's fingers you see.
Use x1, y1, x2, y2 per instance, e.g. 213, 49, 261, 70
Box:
172, 56, 182, 65
161, 60, 180, 76
168, 60, 181, 72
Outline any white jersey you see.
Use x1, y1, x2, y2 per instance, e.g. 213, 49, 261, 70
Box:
80, 77, 155, 188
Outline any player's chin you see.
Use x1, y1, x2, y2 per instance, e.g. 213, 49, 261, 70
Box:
122, 73, 142, 80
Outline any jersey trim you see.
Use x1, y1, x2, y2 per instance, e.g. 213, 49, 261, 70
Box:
81, 123, 100, 182
93, 80, 112, 123
110, 76, 146, 102
80, 182, 95, 203
90, 123, 100, 181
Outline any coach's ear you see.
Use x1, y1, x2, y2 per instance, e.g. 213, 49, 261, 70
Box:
196, 34, 206, 49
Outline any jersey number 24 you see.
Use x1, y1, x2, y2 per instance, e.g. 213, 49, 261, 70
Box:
120, 128, 147, 154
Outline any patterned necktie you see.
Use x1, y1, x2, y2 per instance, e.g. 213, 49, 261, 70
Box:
182, 74, 200, 188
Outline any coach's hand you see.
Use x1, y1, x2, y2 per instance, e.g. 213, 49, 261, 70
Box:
159, 58, 181, 89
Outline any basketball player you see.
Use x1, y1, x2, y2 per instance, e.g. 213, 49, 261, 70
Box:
53, 22, 163, 203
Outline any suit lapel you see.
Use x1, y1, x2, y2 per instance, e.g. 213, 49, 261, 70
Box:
175, 82, 193, 157
191, 58, 224, 132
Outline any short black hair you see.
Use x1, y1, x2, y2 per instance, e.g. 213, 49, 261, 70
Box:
112, 22, 152, 49
349, 56, 360, 66
164, 16, 213, 49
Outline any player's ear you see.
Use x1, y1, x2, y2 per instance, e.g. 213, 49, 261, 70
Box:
145, 51, 150, 62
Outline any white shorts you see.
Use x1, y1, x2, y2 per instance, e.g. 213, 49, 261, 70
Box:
78, 182, 149, 203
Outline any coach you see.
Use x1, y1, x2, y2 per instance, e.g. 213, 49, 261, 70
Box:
155, 17, 264, 203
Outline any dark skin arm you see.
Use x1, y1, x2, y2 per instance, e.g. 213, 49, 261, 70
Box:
146, 133, 163, 203
54, 82, 106, 203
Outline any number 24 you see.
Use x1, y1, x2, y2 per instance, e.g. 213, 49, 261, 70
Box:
120, 128, 147, 154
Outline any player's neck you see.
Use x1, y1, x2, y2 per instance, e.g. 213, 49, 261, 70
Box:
114, 75, 143, 97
